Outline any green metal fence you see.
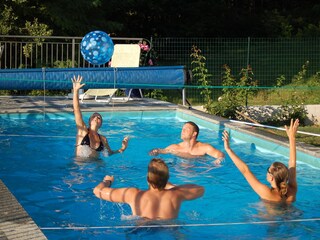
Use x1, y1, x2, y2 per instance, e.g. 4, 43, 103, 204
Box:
152, 37, 320, 105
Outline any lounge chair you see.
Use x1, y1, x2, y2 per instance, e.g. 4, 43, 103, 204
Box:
81, 44, 141, 103
80, 88, 117, 103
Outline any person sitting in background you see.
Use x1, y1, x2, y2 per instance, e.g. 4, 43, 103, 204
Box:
149, 121, 225, 164
93, 158, 204, 219
71, 75, 128, 158
222, 119, 299, 202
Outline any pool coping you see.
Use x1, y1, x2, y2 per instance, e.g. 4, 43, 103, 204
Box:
177, 107, 320, 159
0, 180, 47, 240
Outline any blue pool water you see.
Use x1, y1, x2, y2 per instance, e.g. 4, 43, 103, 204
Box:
0, 110, 319, 239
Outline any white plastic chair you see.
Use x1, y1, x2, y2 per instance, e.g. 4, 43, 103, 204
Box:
81, 44, 142, 103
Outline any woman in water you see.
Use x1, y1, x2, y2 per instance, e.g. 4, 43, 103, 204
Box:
222, 119, 299, 202
72, 75, 128, 158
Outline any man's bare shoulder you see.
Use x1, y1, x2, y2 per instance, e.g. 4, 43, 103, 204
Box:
194, 141, 213, 149
122, 187, 143, 203
166, 143, 183, 150
164, 184, 203, 201
164, 185, 190, 196
195, 140, 210, 146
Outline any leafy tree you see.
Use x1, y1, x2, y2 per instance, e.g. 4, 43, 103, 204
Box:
2, 0, 320, 38
0, 4, 17, 34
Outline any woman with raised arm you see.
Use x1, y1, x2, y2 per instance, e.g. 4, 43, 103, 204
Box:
222, 119, 299, 202
71, 75, 128, 158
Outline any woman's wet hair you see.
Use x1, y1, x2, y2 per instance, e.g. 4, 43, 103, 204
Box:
147, 158, 169, 190
270, 162, 289, 198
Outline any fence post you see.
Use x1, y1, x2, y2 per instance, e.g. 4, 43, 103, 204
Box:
245, 37, 251, 107
71, 38, 75, 68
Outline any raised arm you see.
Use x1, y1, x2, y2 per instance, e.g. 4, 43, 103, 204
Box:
71, 75, 86, 131
285, 119, 299, 190
222, 131, 271, 199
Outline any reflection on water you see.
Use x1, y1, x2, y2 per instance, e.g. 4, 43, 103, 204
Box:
170, 155, 224, 179
73, 154, 106, 166
125, 218, 187, 240
76, 145, 110, 159
246, 201, 317, 239
250, 201, 304, 221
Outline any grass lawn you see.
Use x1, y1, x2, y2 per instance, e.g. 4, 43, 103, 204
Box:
259, 125, 320, 147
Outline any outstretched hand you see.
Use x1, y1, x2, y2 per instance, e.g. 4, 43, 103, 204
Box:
121, 136, 129, 152
71, 75, 85, 91
222, 130, 231, 150
285, 119, 299, 140
149, 148, 160, 156
103, 175, 114, 183
213, 157, 225, 165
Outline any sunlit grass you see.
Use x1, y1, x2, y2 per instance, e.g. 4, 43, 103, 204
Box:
258, 125, 320, 147
248, 87, 320, 105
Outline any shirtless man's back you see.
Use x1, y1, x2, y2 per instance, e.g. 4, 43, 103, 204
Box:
93, 158, 204, 219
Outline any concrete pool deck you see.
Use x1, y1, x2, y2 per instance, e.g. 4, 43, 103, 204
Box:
0, 180, 47, 239
0, 95, 319, 239
0, 95, 179, 113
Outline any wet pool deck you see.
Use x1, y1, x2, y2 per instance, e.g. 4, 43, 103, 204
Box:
0, 95, 319, 239
0, 95, 180, 114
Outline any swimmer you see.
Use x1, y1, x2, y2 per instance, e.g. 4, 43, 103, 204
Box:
71, 75, 129, 158
93, 158, 204, 219
149, 121, 225, 164
222, 119, 299, 203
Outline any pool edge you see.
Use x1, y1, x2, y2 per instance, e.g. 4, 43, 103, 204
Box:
0, 179, 47, 240
176, 106, 320, 161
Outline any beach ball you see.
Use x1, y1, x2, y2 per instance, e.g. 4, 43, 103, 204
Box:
81, 30, 114, 65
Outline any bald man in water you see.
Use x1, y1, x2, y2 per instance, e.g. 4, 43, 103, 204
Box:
93, 158, 204, 219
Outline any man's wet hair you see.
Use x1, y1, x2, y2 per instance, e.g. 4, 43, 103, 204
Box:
185, 121, 199, 138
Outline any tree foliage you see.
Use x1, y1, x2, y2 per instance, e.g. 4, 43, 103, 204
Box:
1, 0, 320, 37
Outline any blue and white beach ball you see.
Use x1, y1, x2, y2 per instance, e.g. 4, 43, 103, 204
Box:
81, 30, 114, 65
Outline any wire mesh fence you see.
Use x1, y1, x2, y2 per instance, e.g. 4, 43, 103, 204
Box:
0, 35, 319, 105
152, 37, 320, 105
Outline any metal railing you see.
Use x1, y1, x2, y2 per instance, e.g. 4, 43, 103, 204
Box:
152, 37, 320, 105
0, 35, 148, 69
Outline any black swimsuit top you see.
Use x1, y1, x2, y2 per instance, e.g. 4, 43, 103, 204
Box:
80, 133, 104, 152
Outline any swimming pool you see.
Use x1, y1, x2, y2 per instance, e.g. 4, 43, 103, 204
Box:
0, 110, 319, 239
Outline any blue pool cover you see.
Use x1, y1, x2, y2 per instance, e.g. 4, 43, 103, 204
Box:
0, 66, 188, 90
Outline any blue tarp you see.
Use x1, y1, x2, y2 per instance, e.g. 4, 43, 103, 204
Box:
0, 66, 187, 90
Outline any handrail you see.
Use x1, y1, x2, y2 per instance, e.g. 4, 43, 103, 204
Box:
230, 119, 320, 137
0, 35, 152, 69
0, 35, 145, 41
